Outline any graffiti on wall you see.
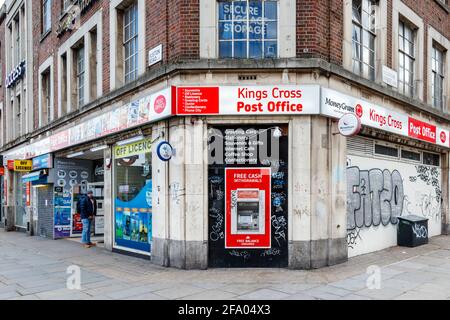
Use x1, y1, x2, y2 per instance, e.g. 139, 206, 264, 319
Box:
409, 165, 441, 221
347, 167, 405, 231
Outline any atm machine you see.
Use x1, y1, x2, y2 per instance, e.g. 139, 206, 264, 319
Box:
231, 189, 265, 235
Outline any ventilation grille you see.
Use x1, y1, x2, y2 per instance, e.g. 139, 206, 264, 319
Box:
347, 136, 374, 157
238, 75, 257, 81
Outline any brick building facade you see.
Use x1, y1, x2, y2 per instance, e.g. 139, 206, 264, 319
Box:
0, 0, 449, 269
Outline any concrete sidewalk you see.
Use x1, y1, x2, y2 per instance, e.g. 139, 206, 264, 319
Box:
1, 231, 450, 300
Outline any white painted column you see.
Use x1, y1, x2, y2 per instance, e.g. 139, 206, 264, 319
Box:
66, 49, 73, 113
289, 116, 312, 268
84, 33, 91, 105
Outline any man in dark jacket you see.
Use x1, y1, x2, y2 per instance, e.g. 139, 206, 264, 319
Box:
79, 190, 96, 248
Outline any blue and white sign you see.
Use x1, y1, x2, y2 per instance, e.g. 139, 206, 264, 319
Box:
156, 141, 174, 161
32, 153, 53, 170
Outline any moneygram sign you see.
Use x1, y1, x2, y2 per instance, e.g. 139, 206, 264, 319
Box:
321, 87, 449, 147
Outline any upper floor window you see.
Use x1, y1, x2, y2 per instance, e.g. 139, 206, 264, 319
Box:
431, 45, 445, 110
62, 0, 72, 13
218, 0, 278, 59
398, 20, 415, 98
42, 0, 52, 34
351, 0, 376, 80
76, 46, 85, 107
123, 2, 138, 83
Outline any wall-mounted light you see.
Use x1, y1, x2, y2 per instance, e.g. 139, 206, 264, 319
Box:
117, 135, 144, 146
66, 151, 85, 158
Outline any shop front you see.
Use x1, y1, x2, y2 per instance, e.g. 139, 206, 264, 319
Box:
7, 160, 33, 232
207, 125, 289, 268
113, 137, 153, 256
1, 81, 449, 269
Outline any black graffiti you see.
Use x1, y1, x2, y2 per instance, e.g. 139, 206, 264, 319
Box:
410, 165, 441, 200
346, 228, 362, 249
347, 167, 404, 230
271, 215, 287, 246
209, 208, 224, 242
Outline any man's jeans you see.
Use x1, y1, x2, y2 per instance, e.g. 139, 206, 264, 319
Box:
81, 218, 91, 244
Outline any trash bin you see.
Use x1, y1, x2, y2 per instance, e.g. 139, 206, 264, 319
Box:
397, 215, 428, 247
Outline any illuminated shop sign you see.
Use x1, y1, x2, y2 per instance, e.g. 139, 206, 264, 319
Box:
5, 61, 25, 88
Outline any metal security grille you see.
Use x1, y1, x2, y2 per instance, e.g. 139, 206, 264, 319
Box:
347, 136, 374, 157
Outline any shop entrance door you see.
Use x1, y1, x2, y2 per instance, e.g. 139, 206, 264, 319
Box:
14, 174, 29, 229
207, 125, 289, 268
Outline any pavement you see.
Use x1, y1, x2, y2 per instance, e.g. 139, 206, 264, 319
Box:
1, 231, 450, 300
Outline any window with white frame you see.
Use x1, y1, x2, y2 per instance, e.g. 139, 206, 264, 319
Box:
76, 46, 85, 107
352, 0, 376, 80
218, 0, 278, 59
42, 0, 51, 34
398, 20, 415, 97
123, 2, 138, 83
431, 45, 445, 110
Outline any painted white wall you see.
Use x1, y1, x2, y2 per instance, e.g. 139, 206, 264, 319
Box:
347, 154, 442, 257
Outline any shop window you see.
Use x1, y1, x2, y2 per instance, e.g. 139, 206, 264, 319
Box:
398, 20, 415, 98
374, 144, 399, 158
401, 149, 421, 162
423, 152, 440, 167
352, 0, 376, 80
114, 138, 152, 254
218, 0, 278, 59
431, 45, 445, 110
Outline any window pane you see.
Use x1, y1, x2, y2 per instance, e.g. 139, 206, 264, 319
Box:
264, 1, 277, 20
234, 41, 247, 58
249, 21, 263, 40
234, 22, 246, 40
265, 21, 277, 39
233, 1, 247, 20
375, 144, 399, 157
249, 41, 262, 58
264, 41, 277, 58
352, 0, 362, 23
219, 41, 233, 58
219, 2, 233, 20
249, 1, 262, 20
423, 152, 440, 166
219, 22, 233, 40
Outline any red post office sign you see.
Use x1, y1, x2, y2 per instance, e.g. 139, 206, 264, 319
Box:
225, 168, 271, 249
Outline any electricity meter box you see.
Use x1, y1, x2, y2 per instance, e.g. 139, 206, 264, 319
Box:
225, 168, 271, 249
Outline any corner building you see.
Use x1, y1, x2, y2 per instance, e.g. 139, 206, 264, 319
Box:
0, 0, 449, 269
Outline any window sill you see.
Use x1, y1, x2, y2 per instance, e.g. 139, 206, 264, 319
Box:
434, 0, 450, 13
40, 29, 52, 43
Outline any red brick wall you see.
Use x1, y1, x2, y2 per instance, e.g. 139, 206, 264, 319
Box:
296, 0, 344, 65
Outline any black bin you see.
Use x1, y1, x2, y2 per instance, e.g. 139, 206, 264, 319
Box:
397, 215, 428, 247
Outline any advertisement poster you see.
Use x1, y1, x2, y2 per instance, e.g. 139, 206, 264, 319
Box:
54, 187, 72, 238
51, 159, 93, 238
115, 180, 152, 253
225, 168, 271, 249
